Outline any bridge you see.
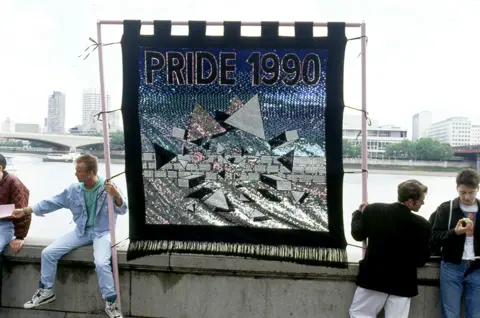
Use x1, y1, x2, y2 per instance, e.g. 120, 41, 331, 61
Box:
452, 145, 480, 170
0, 132, 104, 150
452, 145, 480, 156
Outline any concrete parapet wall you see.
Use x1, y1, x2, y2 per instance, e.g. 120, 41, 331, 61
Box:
1, 241, 441, 318
344, 157, 471, 168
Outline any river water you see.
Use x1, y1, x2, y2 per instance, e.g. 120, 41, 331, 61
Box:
4, 153, 460, 262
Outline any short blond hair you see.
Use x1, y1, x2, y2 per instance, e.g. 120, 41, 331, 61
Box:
75, 154, 99, 175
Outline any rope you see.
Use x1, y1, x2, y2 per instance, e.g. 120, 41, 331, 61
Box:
347, 35, 368, 58
344, 105, 372, 127
78, 38, 120, 60
112, 237, 130, 249
93, 109, 122, 122
348, 243, 364, 249
344, 169, 368, 175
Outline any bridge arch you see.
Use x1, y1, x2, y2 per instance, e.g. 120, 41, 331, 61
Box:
0, 132, 104, 150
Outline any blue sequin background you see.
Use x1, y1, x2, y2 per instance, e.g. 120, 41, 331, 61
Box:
138, 47, 330, 232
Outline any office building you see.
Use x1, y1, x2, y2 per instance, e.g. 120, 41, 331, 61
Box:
0, 118, 15, 133
82, 88, 122, 133
412, 111, 432, 141
15, 123, 41, 133
471, 125, 480, 145
426, 117, 471, 147
343, 114, 408, 155
47, 91, 66, 133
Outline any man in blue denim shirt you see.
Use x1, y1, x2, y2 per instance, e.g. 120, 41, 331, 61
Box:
12, 154, 127, 318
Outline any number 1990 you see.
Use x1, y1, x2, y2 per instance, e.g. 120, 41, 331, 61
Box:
246, 52, 322, 86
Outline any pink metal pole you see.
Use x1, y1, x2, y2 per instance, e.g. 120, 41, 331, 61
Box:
96, 21, 121, 309
360, 21, 368, 257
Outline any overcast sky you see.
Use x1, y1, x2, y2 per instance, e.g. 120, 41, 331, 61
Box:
1, 0, 479, 135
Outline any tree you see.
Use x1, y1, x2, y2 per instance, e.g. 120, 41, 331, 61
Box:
414, 138, 453, 161
0, 140, 23, 147
385, 138, 453, 161
343, 139, 361, 158
110, 133, 125, 149
385, 140, 414, 159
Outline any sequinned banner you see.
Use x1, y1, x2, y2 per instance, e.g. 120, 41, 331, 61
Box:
122, 21, 347, 267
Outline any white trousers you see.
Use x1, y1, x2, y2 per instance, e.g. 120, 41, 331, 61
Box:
349, 287, 411, 318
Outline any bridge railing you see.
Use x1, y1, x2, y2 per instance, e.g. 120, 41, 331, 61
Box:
452, 145, 480, 151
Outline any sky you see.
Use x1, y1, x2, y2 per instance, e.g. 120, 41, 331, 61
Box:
1, 0, 479, 136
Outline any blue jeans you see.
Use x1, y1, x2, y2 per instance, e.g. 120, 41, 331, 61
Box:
40, 228, 115, 299
440, 260, 480, 318
0, 220, 14, 254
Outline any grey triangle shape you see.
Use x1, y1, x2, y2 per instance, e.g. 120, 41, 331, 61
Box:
187, 103, 226, 141
235, 157, 246, 165
291, 191, 305, 202
224, 95, 266, 139
187, 203, 196, 212
251, 210, 269, 221
239, 194, 251, 202
217, 143, 226, 154
203, 189, 229, 211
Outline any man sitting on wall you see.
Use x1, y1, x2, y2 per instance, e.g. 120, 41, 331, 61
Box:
349, 179, 432, 318
12, 154, 127, 318
0, 154, 31, 257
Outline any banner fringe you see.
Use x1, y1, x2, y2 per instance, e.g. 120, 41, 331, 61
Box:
127, 240, 348, 268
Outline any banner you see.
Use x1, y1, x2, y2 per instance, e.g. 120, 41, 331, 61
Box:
121, 21, 347, 267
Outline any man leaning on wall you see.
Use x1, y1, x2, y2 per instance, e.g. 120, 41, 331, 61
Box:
349, 179, 431, 318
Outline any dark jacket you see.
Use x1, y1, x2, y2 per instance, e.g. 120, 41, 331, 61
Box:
0, 172, 31, 239
351, 202, 431, 297
432, 198, 480, 264
428, 211, 442, 260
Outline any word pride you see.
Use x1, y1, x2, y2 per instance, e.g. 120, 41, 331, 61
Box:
144, 51, 322, 86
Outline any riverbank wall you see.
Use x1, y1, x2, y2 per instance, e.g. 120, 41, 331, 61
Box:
0, 240, 441, 318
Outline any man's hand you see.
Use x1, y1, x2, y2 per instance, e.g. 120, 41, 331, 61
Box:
455, 219, 473, 235
358, 202, 369, 212
12, 208, 29, 219
9, 239, 24, 253
105, 181, 120, 197
105, 181, 123, 207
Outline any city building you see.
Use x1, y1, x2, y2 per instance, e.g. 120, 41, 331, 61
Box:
471, 124, 480, 145
412, 111, 432, 141
0, 118, 15, 133
343, 114, 408, 155
81, 88, 122, 133
15, 123, 41, 133
426, 117, 471, 147
47, 91, 66, 133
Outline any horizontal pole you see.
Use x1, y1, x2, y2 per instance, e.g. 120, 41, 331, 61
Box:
97, 20, 362, 28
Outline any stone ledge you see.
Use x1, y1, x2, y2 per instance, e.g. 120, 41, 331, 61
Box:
0, 307, 138, 318
3, 239, 441, 282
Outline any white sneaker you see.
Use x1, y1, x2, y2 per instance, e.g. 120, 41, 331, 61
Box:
105, 300, 123, 318
24, 288, 56, 309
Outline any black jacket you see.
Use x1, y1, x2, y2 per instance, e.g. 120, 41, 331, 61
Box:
432, 198, 480, 264
351, 202, 431, 297
428, 211, 442, 260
